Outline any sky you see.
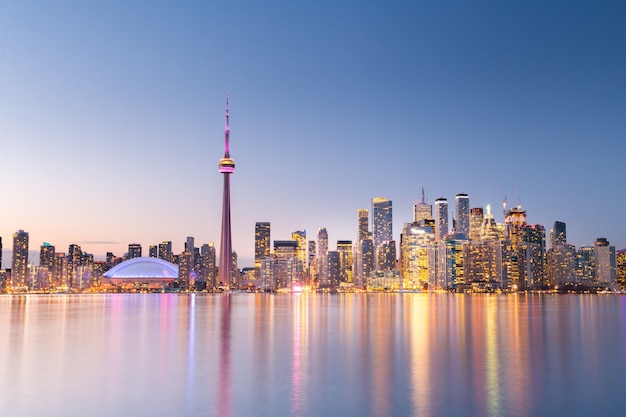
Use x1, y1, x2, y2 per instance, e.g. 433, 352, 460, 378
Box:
0, 0, 625, 268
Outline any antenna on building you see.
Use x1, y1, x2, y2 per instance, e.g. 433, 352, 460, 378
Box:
421, 187, 427, 204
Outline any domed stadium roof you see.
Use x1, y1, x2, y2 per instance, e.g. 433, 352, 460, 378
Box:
104, 257, 179, 281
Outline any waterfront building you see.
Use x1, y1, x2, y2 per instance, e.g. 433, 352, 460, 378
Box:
218, 96, 236, 288
547, 244, 576, 286
307, 240, 316, 285
158, 241, 173, 263
260, 256, 276, 291
103, 257, 179, 289
505, 206, 527, 249
149, 245, 158, 258
400, 223, 434, 288
434, 198, 448, 241
317, 228, 329, 285
376, 241, 396, 272
575, 246, 595, 283
617, 249, 626, 290
326, 251, 340, 288
464, 240, 503, 289
455, 193, 470, 239
39, 242, 55, 288
372, 197, 392, 252
523, 224, 546, 289
291, 230, 307, 269
127, 243, 142, 259
469, 208, 484, 241
255, 222, 271, 279
11, 230, 29, 290
336, 240, 353, 283
354, 238, 373, 288
594, 238, 617, 285
199, 243, 217, 287
274, 240, 302, 289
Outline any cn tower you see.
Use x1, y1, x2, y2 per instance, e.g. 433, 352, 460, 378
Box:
218, 95, 235, 288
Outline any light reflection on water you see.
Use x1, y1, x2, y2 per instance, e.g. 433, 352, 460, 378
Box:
1, 294, 626, 416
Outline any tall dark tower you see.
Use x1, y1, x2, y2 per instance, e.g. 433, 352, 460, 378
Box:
218, 95, 236, 288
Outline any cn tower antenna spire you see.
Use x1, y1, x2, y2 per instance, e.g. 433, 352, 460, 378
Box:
224, 94, 230, 158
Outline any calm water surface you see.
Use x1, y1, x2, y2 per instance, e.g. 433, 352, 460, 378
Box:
1, 293, 626, 416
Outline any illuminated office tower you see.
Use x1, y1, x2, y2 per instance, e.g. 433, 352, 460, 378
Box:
414, 188, 433, 224
185, 237, 195, 256
326, 251, 340, 288
158, 241, 173, 263
354, 238, 373, 288
522, 224, 546, 289
400, 223, 434, 288
372, 197, 392, 252
39, 242, 55, 289
67, 244, 83, 289
291, 230, 307, 267
464, 240, 503, 288
550, 221, 567, 249
336, 240, 353, 283
575, 246, 595, 283
149, 245, 158, 258
128, 243, 142, 259
376, 241, 396, 272
594, 238, 617, 285
200, 243, 217, 287
55, 253, 69, 289
255, 222, 271, 279
547, 244, 576, 286
260, 256, 276, 291
317, 228, 329, 284
11, 230, 29, 290
469, 208, 484, 241
434, 198, 449, 241
617, 249, 626, 290
273, 240, 301, 289
357, 209, 369, 243
218, 96, 236, 288
455, 193, 470, 239
307, 240, 316, 284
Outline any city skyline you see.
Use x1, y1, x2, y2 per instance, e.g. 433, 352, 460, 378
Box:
1, 1, 625, 267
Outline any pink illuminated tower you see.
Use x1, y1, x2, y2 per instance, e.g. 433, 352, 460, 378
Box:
218, 95, 235, 288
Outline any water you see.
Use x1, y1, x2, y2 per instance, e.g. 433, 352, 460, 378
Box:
1, 293, 626, 416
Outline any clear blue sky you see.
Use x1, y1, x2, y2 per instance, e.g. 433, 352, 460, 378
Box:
1, 1, 624, 267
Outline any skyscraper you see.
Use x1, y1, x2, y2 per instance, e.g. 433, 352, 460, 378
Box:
12, 230, 29, 289
594, 237, 617, 285
158, 241, 173, 263
127, 243, 142, 259
255, 222, 271, 279
317, 228, 329, 284
218, 96, 236, 288
357, 209, 369, 243
550, 221, 567, 248
455, 193, 470, 239
372, 197, 392, 251
469, 208, 484, 241
434, 198, 449, 241
291, 230, 307, 268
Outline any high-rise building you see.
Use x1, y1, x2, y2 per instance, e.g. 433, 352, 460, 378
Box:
464, 240, 503, 288
550, 221, 567, 249
158, 241, 173, 263
336, 240, 353, 283
480, 205, 505, 241
523, 224, 546, 289
354, 238, 374, 288
218, 95, 236, 288
547, 244, 576, 286
505, 207, 527, 249
307, 240, 316, 285
326, 251, 340, 288
255, 222, 271, 279
185, 237, 195, 256
128, 243, 142, 259
617, 249, 626, 290
273, 240, 301, 289
372, 197, 392, 252
594, 238, 617, 285
200, 243, 217, 288
469, 208, 484, 241
434, 198, 449, 241
575, 246, 595, 283
149, 245, 158, 258
455, 193, 470, 239
400, 223, 433, 288
317, 228, 329, 285
11, 230, 29, 290
40, 242, 56, 270
357, 209, 369, 243
376, 241, 396, 272
291, 230, 307, 268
